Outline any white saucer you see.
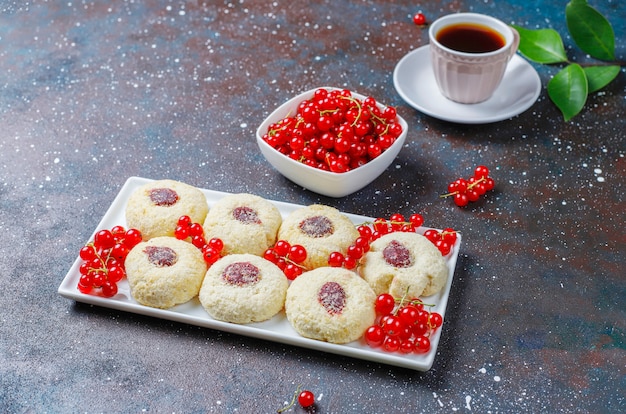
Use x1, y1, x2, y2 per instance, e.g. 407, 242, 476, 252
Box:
393, 45, 541, 124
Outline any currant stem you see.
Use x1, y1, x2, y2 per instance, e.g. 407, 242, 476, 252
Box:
440, 176, 487, 198
277, 384, 302, 413
396, 287, 434, 310
439, 191, 458, 198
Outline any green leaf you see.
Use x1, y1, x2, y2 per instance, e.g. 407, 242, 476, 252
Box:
547, 64, 588, 121
583, 65, 621, 93
512, 26, 568, 64
566, 0, 615, 61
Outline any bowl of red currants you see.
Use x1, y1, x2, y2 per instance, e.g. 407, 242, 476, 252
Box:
256, 87, 408, 197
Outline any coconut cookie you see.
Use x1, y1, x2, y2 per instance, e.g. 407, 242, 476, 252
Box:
285, 267, 376, 344
277, 204, 359, 270
125, 179, 209, 240
202, 193, 282, 256
199, 254, 288, 324
359, 232, 448, 299
125, 236, 207, 309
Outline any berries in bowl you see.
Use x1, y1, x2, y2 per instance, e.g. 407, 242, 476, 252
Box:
256, 87, 408, 198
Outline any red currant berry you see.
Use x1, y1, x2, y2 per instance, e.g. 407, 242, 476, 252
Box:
474, 181, 488, 196
111, 225, 126, 239
381, 315, 406, 337
416, 309, 429, 324
203, 247, 221, 265
484, 176, 495, 191
423, 229, 440, 243
91, 271, 106, 287
354, 236, 370, 250
283, 263, 303, 280
454, 192, 469, 207
189, 223, 204, 237
435, 239, 451, 256
343, 255, 358, 270
474, 165, 490, 179
382, 106, 397, 121
79, 245, 97, 261
383, 336, 401, 352
412, 12, 426, 26
373, 218, 389, 234
107, 265, 125, 283
454, 178, 468, 193
328, 251, 345, 267
346, 244, 364, 260
367, 143, 382, 159
177, 215, 192, 226
77, 281, 92, 294
124, 228, 143, 248
441, 228, 457, 245
111, 243, 129, 261
414, 336, 431, 353
375, 293, 395, 315
288, 244, 307, 264
208, 237, 224, 253
174, 225, 189, 240
389, 213, 405, 231
101, 281, 118, 298
357, 225, 373, 240
467, 189, 480, 202
365, 325, 385, 347
94, 230, 115, 250
263, 248, 278, 263
273, 240, 291, 257
398, 305, 420, 327
409, 213, 424, 229
191, 235, 206, 249
412, 321, 430, 337
399, 339, 415, 354
429, 312, 443, 329
298, 390, 315, 408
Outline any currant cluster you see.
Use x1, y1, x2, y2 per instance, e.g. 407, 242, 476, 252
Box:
364, 293, 443, 354
263, 240, 308, 280
262, 88, 404, 173
326, 213, 425, 269
174, 215, 224, 265
77, 226, 143, 297
423, 228, 457, 256
442, 165, 495, 207
327, 235, 369, 270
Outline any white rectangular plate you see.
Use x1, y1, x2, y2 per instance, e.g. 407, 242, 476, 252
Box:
58, 176, 461, 371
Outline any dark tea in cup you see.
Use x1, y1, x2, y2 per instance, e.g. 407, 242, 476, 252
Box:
436, 23, 505, 53
428, 13, 520, 103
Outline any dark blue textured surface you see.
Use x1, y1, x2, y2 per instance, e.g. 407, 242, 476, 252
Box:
0, 1, 624, 412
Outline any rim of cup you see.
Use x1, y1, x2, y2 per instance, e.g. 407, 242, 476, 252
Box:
428, 12, 515, 57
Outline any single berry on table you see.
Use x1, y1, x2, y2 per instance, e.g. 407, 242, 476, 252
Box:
298, 390, 315, 408
413, 12, 427, 26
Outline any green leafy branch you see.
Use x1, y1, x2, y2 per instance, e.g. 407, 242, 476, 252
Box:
512, 0, 623, 121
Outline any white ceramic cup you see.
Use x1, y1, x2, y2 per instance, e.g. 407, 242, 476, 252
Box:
429, 13, 520, 104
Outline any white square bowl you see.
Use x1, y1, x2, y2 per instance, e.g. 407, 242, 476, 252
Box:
256, 87, 408, 198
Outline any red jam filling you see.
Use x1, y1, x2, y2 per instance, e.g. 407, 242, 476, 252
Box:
318, 281, 346, 315
232, 206, 261, 224
299, 215, 334, 238
222, 262, 260, 286
382, 240, 412, 268
144, 246, 178, 267
148, 188, 179, 207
